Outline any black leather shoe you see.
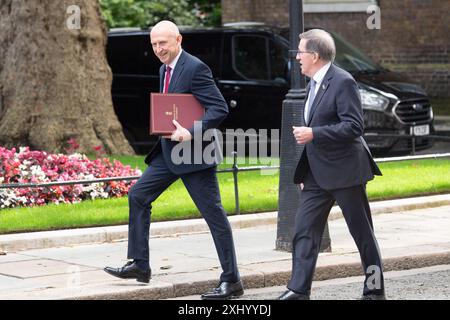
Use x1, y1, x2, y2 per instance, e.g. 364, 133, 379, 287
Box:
201, 280, 244, 300
104, 261, 151, 283
360, 293, 386, 300
278, 290, 310, 300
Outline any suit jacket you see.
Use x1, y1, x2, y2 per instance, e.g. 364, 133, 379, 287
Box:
144, 50, 229, 174
294, 64, 382, 190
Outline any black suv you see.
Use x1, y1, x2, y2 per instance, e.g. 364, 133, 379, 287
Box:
106, 24, 434, 155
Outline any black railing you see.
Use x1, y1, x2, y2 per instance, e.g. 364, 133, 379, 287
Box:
1, 134, 450, 214
364, 133, 450, 155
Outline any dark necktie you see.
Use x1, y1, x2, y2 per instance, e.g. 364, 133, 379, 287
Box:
164, 66, 172, 93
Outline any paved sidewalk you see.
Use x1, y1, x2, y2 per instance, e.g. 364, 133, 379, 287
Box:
0, 194, 450, 300
1, 194, 449, 253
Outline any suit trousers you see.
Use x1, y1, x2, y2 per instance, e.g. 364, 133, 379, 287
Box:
288, 169, 384, 295
127, 153, 240, 283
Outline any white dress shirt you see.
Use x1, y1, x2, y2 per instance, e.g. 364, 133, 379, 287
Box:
163, 49, 183, 92
304, 62, 332, 123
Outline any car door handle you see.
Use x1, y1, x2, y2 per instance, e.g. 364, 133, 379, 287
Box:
223, 85, 242, 92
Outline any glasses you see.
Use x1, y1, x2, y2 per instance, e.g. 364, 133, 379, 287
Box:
296, 50, 316, 55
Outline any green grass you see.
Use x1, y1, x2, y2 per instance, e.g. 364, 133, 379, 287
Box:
0, 157, 449, 234
368, 159, 450, 200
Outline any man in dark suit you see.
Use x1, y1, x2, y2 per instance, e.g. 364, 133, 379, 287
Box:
104, 20, 244, 300
278, 29, 385, 300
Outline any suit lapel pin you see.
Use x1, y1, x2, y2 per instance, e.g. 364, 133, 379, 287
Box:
322, 84, 326, 90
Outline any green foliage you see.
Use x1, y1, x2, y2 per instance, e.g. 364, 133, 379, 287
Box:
188, 0, 222, 26
99, 0, 221, 28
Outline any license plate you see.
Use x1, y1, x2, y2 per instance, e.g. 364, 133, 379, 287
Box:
410, 124, 430, 136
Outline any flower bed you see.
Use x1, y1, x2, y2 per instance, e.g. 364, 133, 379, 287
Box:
0, 147, 142, 209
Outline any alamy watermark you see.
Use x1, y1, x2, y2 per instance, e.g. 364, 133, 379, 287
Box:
366, 265, 382, 290
170, 122, 280, 173
66, 5, 81, 30
366, 5, 381, 30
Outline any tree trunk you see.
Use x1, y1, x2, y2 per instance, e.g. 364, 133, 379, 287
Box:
0, 0, 134, 155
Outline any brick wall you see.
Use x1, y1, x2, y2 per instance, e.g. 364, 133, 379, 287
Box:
222, 0, 288, 26
222, 0, 450, 97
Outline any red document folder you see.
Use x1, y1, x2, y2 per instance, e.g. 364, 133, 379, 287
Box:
150, 93, 205, 135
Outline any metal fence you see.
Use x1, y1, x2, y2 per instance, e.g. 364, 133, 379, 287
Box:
221, 151, 450, 214
364, 133, 450, 155
0, 133, 450, 206
1, 133, 450, 214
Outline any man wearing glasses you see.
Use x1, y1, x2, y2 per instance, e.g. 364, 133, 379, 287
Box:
278, 29, 385, 300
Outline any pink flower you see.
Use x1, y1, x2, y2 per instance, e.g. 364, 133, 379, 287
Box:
0, 146, 140, 208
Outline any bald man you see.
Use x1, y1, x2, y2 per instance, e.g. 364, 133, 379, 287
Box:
104, 21, 244, 300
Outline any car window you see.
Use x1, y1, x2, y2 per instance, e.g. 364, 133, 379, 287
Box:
181, 33, 222, 76
232, 35, 269, 80
278, 28, 380, 73
331, 32, 380, 72
107, 35, 142, 74
269, 39, 288, 83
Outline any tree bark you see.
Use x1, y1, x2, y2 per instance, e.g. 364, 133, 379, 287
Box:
0, 0, 134, 155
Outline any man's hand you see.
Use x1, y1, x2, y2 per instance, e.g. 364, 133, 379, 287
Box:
170, 119, 193, 142
293, 126, 313, 144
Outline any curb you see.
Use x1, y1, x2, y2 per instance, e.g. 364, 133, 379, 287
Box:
1, 194, 450, 253
69, 250, 450, 300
